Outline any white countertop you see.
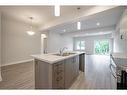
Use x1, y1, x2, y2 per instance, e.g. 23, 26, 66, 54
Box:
31, 51, 85, 64
111, 53, 127, 71
112, 53, 127, 59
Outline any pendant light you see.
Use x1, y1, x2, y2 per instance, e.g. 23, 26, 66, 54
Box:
77, 21, 81, 30
54, 5, 60, 16
27, 17, 35, 36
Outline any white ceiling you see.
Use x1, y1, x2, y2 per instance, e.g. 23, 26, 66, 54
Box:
0, 6, 93, 27
50, 6, 126, 34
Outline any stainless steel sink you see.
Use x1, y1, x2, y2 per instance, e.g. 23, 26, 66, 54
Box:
53, 52, 76, 56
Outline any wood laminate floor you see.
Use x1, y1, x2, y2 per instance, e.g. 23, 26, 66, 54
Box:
0, 62, 35, 89
0, 55, 114, 89
70, 55, 114, 89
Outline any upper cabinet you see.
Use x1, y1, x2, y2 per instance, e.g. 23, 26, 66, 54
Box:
119, 9, 127, 40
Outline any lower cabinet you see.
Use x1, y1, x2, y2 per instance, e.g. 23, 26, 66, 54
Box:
35, 55, 79, 89
73, 56, 79, 78
64, 58, 73, 88
65, 56, 79, 89
52, 61, 65, 89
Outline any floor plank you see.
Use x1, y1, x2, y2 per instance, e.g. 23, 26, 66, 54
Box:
0, 62, 35, 89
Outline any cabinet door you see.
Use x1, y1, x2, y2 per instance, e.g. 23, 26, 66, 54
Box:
65, 58, 73, 88
35, 60, 51, 89
73, 56, 79, 79
75, 56, 79, 77
65, 56, 79, 88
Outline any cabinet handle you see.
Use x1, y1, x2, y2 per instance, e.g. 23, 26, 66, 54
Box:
56, 70, 63, 75
56, 76, 62, 81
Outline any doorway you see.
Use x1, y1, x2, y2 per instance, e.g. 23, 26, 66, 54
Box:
94, 40, 109, 55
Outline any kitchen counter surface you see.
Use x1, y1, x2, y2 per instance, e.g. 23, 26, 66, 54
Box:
32, 51, 85, 64
112, 53, 127, 59
111, 53, 127, 72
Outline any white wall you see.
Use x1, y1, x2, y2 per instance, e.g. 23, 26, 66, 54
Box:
74, 34, 113, 54
113, 9, 127, 53
1, 15, 41, 66
46, 31, 73, 53
113, 31, 127, 53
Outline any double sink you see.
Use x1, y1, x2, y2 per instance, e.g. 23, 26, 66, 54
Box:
53, 52, 76, 56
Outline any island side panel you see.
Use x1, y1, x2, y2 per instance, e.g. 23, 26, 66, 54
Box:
35, 59, 53, 89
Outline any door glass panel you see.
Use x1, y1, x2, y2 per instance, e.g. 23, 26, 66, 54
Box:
94, 40, 109, 55
75, 41, 85, 50
80, 41, 85, 50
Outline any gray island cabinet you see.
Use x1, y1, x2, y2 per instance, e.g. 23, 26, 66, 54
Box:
34, 55, 80, 89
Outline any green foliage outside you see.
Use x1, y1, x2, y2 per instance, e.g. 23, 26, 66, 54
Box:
95, 40, 109, 55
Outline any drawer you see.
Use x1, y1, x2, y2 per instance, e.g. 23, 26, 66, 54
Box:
55, 75, 64, 81
57, 78, 65, 89
52, 72, 64, 89
54, 70, 64, 79
55, 73, 64, 89
54, 61, 64, 66
55, 69, 64, 75
54, 62, 64, 69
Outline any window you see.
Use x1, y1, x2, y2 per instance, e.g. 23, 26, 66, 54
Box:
94, 40, 109, 55
75, 40, 85, 50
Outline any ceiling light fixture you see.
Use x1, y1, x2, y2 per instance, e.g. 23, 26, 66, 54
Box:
41, 34, 47, 38
63, 29, 66, 32
54, 5, 60, 16
27, 31, 35, 35
27, 17, 35, 36
77, 22, 81, 30
96, 22, 100, 26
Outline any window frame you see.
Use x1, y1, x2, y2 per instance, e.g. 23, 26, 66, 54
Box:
94, 39, 110, 55
74, 40, 85, 51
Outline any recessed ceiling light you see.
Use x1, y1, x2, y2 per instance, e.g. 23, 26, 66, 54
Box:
77, 22, 81, 30
41, 34, 47, 38
96, 22, 100, 26
63, 29, 66, 32
54, 5, 60, 16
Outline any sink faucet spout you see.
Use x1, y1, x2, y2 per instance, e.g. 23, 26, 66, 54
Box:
59, 47, 68, 56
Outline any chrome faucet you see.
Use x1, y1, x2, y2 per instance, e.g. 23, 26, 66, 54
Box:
59, 47, 68, 56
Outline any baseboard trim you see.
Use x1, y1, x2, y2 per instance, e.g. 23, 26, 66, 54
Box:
1, 59, 34, 67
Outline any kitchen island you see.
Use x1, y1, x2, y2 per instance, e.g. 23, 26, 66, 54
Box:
32, 52, 85, 89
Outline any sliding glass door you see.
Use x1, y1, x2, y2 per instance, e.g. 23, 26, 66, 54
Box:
94, 40, 109, 55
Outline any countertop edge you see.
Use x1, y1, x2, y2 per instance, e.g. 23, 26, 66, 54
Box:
32, 52, 85, 64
